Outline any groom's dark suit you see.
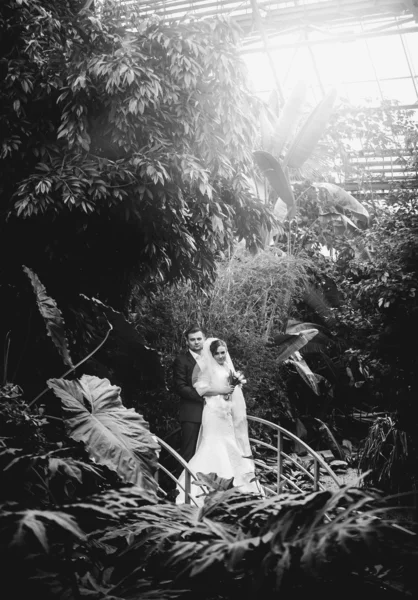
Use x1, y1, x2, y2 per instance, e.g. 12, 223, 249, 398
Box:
173, 351, 204, 463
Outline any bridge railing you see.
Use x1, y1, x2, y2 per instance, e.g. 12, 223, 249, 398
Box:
155, 415, 341, 503
246, 415, 341, 492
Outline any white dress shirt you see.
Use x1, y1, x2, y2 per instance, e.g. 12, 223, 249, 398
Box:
189, 350, 205, 395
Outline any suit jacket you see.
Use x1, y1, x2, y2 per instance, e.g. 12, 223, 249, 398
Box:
173, 351, 204, 423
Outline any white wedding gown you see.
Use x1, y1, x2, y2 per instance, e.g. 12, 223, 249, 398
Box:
176, 357, 263, 506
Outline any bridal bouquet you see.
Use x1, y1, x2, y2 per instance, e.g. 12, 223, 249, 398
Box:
228, 370, 247, 387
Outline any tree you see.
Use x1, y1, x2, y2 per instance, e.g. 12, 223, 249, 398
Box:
0, 0, 275, 311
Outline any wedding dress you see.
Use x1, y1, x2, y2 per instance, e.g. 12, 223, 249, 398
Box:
176, 338, 263, 506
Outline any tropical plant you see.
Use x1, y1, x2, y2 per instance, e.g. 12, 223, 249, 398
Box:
86, 485, 417, 600
0, 0, 276, 313
1, 262, 417, 600
358, 415, 413, 494
253, 84, 369, 235
48, 374, 160, 490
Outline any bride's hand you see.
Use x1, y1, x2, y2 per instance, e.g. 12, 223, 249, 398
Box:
222, 384, 235, 395
204, 385, 235, 396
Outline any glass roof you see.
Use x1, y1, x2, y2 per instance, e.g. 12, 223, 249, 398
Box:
120, 0, 418, 108
115, 1, 418, 192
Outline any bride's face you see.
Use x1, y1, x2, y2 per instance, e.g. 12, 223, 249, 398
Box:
213, 345, 227, 366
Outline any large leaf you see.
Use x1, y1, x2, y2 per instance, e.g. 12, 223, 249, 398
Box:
247, 175, 286, 239
23, 266, 73, 367
288, 356, 320, 395
272, 80, 308, 157
247, 173, 269, 203
194, 472, 235, 492
284, 88, 338, 169
47, 375, 160, 492
273, 329, 318, 363
9, 509, 85, 551
315, 418, 346, 460
273, 197, 288, 222
314, 182, 369, 224
286, 320, 334, 351
318, 212, 359, 233
253, 150, 296, 218
260, 108, 275, 153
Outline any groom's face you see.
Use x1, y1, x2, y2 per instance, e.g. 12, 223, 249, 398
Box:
186, 331, 205, 354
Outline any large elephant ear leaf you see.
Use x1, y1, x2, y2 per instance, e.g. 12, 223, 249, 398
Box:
23, 266, 73, 367
47, 375, 160, 493
253, 150, 296, 218
284, 87, 337, 169
314, 182, 369, 224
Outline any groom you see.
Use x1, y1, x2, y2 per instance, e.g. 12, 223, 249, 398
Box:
173, 325, 206, 463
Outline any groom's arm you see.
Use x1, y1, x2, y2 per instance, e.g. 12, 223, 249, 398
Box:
173, 357, 203, 403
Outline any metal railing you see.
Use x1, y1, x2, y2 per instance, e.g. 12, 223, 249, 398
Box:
154, 436, 206, 506
246, 415, 341, 492
155, 415, 341, 504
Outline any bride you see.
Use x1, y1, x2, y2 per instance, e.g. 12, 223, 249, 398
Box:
176, 337, 263, 505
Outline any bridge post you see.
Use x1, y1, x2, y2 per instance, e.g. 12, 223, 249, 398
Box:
313, 459, 320, 491
277, 431, 283, 492
185, 469, 191, 504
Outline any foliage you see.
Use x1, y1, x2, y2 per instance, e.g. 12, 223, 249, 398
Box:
0, 0, 276, 312
358, 416, 414, 494
48, 375, 160, 491
1, 259, 417, 600
23, 265, 74, 368
318, 192, 418, 493
333, 197, 418, 408
83, 485, 417, 600
253, 83, 369, 239
132, 246, 321, 438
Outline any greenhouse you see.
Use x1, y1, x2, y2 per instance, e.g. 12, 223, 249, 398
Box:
1, 1, 417, 599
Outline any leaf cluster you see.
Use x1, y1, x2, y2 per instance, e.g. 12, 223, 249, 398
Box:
1, 0, 276, 310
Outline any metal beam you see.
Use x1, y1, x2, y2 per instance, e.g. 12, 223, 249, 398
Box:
241, 25, 418, 53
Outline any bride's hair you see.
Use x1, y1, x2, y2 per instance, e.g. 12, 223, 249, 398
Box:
209, 339, 227, 356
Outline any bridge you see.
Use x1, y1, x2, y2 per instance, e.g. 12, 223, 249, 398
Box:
153, 415, 342, 506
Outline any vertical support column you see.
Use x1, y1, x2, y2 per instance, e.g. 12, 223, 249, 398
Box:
185, 469, 191, 505
277, 431, 283, 493
313, 459, 320, 492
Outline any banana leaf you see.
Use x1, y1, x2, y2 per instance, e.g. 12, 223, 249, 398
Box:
273, 79, 308, 157
253, 150, 296, 218
284, 88, 338, 169
318, 211, 359, 231
314, 182, 369, 224
286, 319, 334, 352
274, 197, 288, 222
260, 107, 275, 153
288, 356, 320, 396
273, 328, 318, 363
